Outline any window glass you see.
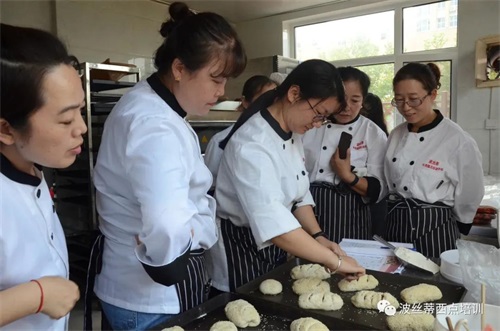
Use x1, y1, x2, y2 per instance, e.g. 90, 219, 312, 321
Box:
295, 11, 394, 61
403, 1, 457, 52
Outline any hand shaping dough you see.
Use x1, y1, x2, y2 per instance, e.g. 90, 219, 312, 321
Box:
400, 283, 442, 303
209, 321, 238, 331
161, 327, 184, 331
351, 290, 399, 309
224, 299, 260, 328
338, 274, 379, 292
290, 264, 330, 280
386, 312, 435, 331
298, 292, 344, 311
290, 317, 329, 331
259, 279, 283, 295
292, 278, 330, 295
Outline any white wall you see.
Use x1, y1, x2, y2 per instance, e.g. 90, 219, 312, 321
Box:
0, 0, 56, 33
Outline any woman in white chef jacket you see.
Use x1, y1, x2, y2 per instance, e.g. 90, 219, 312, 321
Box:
207, 59, 366, 292
0, 24, 83, 329
204, 75, 277, 186
90, 2, 246, 330
384, 62, 484, 258
302, 67, 388, 243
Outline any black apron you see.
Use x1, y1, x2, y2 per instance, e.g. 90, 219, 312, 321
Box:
385, 194, 460, 258
221, 218, 287, 292
310, 181, 372, 243
84, 235, 210, 330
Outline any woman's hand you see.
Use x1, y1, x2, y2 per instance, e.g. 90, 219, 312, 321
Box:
37, 276, 80, 319
330, 148, 352, 182
315, 236, 346, 256
324, 254, 365, 280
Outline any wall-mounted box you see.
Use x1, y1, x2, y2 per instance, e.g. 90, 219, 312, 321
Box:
475, 35, 500, 88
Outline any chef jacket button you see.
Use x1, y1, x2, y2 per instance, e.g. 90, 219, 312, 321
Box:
420, 137, 424, 142
291, 139, 294, 144
319, 169, 324, 173
36, 189, 41, 198
403, 186, 408, 191
296, 175, 299, 180
392, 158, 397, 162
302, 170, 306, 176
348, 127, 353, 131
410, 161, 415, 165
283, 144, 285, 150
327, 124, 332, 128
322, 146, 327, 150
393, 183, 396, 188
51, 233, 54, 240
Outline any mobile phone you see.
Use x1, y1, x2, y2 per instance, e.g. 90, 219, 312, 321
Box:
338, 131, 352, 159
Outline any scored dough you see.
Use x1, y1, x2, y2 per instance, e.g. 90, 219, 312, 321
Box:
400, 283, 443, 303
224, 299, 260, 328
161, 327, 184, 331
338, 274, 379, 292
386, 312, 435, 331
259, 279, 283, 295
209, 321, 238, 331
290, 264, 331, 280
298, 292, 344, 311
292, 278, 330, 295
290, 317, 329, 331
351, 290, 400, 309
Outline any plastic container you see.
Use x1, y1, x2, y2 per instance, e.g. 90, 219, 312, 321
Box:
440, 249, 463, 284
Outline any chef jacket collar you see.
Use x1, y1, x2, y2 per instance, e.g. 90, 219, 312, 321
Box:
0, 153, 42, 186
261, 108, 293, 141
147, 73, 187, 118
331, 113, 360, 125
407, 109, 443, 133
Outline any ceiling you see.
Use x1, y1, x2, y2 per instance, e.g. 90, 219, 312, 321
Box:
151, 0, 347, 23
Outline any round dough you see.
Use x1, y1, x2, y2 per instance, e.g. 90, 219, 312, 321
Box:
290, 263, 330, 280
161, 327, 184, 331
290, 317, 329, 331
386, 312, 435, 331
351, 290, 399, 310
400, 283, 443, 303
292, 278, 330, 295
298, 292, 344, 311
209, 321, 238, 331
224, 299, 260, 328
338, 274, 379, 292
259, 279, 283, 295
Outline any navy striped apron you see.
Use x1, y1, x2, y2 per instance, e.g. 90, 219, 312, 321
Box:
221, 219, 287, 292
385, 194, 460, 258
310, 181, 371, 243
84, 236, 210, 330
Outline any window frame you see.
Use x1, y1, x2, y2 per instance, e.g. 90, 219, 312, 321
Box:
283, 0, 458, 126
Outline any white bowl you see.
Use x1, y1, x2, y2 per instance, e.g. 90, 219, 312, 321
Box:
440, 249, 463, 284
434, 303, 500, 330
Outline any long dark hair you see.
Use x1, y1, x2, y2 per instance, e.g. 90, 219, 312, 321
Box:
154, 2, 246, 79
393, 62, 442, 93
362, 93, 388, 136
1, 23, 79, 134
220, 59, 345, 149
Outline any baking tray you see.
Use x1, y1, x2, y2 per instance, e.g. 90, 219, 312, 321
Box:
236, 258, 466, 330
152, 292, 368, 330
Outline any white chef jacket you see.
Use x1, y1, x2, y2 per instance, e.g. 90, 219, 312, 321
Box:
203, 124, 233, 184
93, 79, 217, 313
302, 115, 388, 203
0, 155, 69, 330
384, 112, 484, 225
207, 109, 315, 291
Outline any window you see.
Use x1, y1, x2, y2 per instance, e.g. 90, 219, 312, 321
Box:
287, 0, 458, 131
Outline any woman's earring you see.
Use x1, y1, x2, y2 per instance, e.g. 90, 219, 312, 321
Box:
175, 76, 180, 82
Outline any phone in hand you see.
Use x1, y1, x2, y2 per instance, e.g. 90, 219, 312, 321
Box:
338, 131, 353, 159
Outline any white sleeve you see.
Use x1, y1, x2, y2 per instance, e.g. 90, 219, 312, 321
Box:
204, 134, 223, 184
452, 138, 484, 224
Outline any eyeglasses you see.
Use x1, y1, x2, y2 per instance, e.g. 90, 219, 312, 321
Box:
307, 99, 331, 125
391, 94, 430, 108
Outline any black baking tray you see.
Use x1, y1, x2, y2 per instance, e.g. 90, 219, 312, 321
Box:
153, 292, 369, 330
236, 258, 466, 330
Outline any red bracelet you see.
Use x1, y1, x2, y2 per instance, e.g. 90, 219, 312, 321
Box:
31, 280, 44, 314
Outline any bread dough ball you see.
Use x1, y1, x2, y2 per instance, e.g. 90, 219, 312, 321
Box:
290, 317, 329, 331
292, 278, 330, 295
298, 292, 344, 311
224, 299, 260, 328
259, 279, 283, 295
386, 312, 435, 331
338, 274, 379, 292
351, 290, 399, 309
209, 321, 238, 331
161, 327, 184, 331
400, 283, 442, 303
290, 264, 330, 280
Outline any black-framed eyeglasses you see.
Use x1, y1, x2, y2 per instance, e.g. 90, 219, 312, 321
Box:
306, 99, 331, 125
391, 94, 430, 108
